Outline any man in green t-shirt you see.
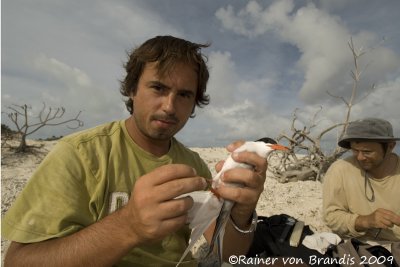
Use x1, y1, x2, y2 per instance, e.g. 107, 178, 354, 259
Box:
3, 36, 268, 266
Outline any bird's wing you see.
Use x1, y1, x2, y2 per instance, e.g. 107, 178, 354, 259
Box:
176, 191, 223, 266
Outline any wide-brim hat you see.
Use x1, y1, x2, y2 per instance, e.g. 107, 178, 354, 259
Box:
338, 118, 400, 149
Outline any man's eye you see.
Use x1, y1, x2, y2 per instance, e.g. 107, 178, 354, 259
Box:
152, 85, 164, 92
352, 150, 373, 156
179, 92, 194, 99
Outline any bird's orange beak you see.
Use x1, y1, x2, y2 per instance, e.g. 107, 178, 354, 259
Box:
268, 144, 288, 151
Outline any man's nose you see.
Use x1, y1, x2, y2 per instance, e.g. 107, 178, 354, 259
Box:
356, 151, 367, 161
162, 93, 176, 114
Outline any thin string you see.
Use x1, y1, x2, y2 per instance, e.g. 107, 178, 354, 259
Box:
363, 154, 399, 202
364, 172, 375, 202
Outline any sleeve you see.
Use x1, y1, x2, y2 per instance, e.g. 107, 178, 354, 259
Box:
322, 161, 366, 237
198, 158, 212, 180
2, 140, 97, 243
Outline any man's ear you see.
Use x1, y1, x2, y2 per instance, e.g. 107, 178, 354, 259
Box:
388, 141, 396, 152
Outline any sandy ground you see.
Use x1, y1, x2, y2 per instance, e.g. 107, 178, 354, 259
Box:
1, 140, 331, 262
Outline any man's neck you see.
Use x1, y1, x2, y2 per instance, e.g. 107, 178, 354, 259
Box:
368, 153, 398, 179
125, 117, 171, 157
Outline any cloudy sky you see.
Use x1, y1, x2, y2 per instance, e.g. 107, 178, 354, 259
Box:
2, 0, 400, 151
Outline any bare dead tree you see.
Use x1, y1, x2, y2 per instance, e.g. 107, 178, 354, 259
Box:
269, 108, 346, 182
327, 38, 376, 154
268, 38, 375, 182
4, 103, 83, 152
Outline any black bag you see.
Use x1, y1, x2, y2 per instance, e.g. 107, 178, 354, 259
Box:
247, 214, 337, 267
329, 238, 399, 267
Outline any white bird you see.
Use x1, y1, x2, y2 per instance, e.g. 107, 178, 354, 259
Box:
176, 141, 287, 266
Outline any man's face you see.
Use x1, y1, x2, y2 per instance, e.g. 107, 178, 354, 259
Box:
350, 141, 388, 171
131, 61, 197, 141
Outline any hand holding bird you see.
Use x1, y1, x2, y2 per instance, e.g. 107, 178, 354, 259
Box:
177, 140, 287, 266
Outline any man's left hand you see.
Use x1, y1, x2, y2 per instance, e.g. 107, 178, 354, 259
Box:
214, 140, 267, 227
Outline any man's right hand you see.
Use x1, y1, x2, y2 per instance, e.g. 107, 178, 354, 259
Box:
356, 208, 400, 231
4, 165, 207, 267
121, 164, 207, 244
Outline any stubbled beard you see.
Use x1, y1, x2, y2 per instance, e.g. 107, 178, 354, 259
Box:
151, 114, 179, 124
137, 114, 181, 141
358, 159, 384, 171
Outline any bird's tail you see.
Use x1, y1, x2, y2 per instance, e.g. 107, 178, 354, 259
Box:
205, 200, 234, 265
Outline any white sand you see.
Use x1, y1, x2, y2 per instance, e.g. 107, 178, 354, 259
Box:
1, 140, 331, 261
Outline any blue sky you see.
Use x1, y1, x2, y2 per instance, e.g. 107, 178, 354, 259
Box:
2, 0, 400, 150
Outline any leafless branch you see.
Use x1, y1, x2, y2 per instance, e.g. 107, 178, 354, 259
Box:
3, 103, 84, 152
269, 37, 377, 183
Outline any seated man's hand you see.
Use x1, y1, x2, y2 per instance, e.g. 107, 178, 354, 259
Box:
356, 208, 400, 231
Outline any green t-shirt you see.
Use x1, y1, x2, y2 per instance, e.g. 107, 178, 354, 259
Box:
2, 120, 212, 266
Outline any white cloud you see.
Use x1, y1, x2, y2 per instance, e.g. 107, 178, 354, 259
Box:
352, 77, 400, 122
215, 0, 400, 104
203, 50, 289, 142
207, 51, 238, 104
215, 1, 293, 38
206, 99, 291, 141
96, 2, 182, 45
34, 54, 92, 89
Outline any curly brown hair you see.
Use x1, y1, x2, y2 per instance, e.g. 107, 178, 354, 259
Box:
120, 36, 210, 116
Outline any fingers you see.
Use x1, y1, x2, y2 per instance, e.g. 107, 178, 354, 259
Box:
215, 149, 268, 176
149, 164, 198, 185
217, 169, 264, 202
216, 163, 265, 207
218, 184, 261, 205
156, 176, 207, 201
136, 164, 207, 200
212, 141, 269, 226
214, 141, 246, 172
221, 168, 263, 189
381, 210, 400, 227
215, 160, 225, 173
158, 197, 195, 220
372, 208, 400, 229
221, 149, 268, 188
393, 214, 400, 226
129, 197, 194, 225
231, 150, 268, 176
214, 143, 268, 206
127, 164, 208, 243
226, 140, 245, 152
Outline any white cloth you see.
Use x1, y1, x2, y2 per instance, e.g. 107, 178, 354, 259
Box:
302, 232, 342, 254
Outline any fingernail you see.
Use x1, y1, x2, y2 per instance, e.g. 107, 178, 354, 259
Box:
227, 143, 236, 151
231, 152, 239, 160
220, 172, 225, 181
192, 168, 197, 176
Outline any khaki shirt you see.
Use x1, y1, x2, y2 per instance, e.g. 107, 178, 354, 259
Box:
323, 155, 400, 241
